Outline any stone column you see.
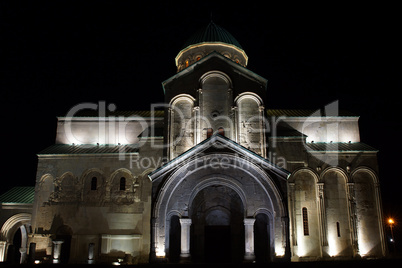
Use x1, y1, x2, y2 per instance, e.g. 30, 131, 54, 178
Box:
19, 246, 27, 264
52, 240, 64, 264
317, 183, 328, 257
259, 105, 266, 157
232, 106, 238, 142
179, 218, 192, 261
28, 243, 36, 264
193, 106, 200, 144
244, 218, 256, 262
88, 243, 95, 264
0, 241, 7, 262
347, 182, 359, 256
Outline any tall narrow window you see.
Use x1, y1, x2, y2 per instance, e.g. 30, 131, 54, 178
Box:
207, 128, 213, 138
218, 127, 225, 136
302, 207, 309, 236
336, 222, 341, 237
91, 177, 97, 190
185, 60, 189, 68
120, 177, 126, 191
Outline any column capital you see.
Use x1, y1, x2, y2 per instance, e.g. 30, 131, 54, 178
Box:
179, 218, 192, 225
244, 218, 255, 226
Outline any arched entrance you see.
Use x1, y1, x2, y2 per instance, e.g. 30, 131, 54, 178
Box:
150, 149, 289, 262
190, 185, 244, 263
0, 213, 31, 263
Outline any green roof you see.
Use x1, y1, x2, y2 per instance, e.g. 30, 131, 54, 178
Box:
306, 142, 378, 152
59, 110, 164, 118
0, 187, 35, 204
38, 144, 139, 155
267, 109, 357, 117
182, 21, 243, 49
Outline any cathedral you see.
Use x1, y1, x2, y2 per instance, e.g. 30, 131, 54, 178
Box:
0, 22, 386, 264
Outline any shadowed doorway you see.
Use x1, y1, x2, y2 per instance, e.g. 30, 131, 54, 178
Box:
190, 185, 244, 263
204, 225, 231, 262
168, 215, 181, 263
56, 225, 72, 264
254, 213, 271, 262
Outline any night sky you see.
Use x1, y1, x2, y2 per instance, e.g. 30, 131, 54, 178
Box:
2, 1, 401, 251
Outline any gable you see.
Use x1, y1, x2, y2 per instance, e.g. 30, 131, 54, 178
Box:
149, 134, 290, 182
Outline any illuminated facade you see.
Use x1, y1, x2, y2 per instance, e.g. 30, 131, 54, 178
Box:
0, 22, 386, 264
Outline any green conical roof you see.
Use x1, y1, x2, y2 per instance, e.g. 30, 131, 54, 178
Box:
182, 21, 243, 49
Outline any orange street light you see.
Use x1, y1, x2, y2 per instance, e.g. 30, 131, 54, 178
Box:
388, 218, 396, 252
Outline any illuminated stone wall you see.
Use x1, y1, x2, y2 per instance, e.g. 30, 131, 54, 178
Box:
30, 138, 163, 264
284, 141, 386, 260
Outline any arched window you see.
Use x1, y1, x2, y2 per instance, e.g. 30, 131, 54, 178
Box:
207, 128, 213, 138
336, 222, 341, 237
302, 207, 309, 236
218, 127, 225, 136
120, 177, 126, 191
91, 177, 97, 190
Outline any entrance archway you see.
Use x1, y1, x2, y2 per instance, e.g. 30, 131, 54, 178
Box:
190, 185, 244, 263
151, 151, 288, 262
0, 213, 31, 263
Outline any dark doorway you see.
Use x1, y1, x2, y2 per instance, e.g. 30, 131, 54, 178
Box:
169, 215, 181, 263
57, 235, 71, 263
254, 213, 271, 263
204, 225, 231, 263
56, 225, 72, 264
12, 227, 22, 263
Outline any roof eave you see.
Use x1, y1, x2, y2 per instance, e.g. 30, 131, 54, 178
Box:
163, 52, 267, 94
175, 42, 248, 66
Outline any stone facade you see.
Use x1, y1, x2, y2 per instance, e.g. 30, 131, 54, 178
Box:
0, 22, 386, 264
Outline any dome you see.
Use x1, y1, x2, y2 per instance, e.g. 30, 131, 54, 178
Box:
182, 21, 243, 49
175, 22, 248, 72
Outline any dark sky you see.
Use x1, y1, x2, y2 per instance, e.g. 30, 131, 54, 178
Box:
1, 1, 400, 246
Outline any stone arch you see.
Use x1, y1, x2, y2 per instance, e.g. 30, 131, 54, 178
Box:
0, 213, 31, 243
288, 167, 319, 183
351, 167, 385, 257
234, 92, 264, 106
152, 153, 286, 259
168, 94, 195, 159
288, 168, 321, 259
56, 172, 78, 202
110, 168, 136, 205
37, 174, 54, 206
350, 167, 379, 184
235, 92, 265, 156
0, 213, 31, 262
110, 168, 135, 189
187, 176, 248, 216
80, 168, 105, 203
198, 71, 234, 141
321, 167, 353, 257
199, 70, 233, 89
319, 167, 349, 183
